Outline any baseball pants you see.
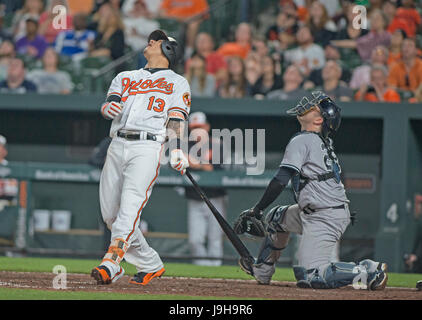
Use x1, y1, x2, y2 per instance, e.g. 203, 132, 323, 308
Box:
187, 196, 227, 266
99, 137, 164, 274
282, 204, 350, 270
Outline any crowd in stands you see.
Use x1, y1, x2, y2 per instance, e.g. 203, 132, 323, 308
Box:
0, 0, 421, 104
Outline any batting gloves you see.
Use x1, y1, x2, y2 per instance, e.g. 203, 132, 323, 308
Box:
101, 102, 123, 120
170, 149, 189, 175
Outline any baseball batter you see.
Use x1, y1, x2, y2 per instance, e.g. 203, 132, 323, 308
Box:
91, 30, 191, 285
234, 91, 388, 290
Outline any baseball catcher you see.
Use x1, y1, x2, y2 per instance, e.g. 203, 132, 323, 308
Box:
233, 91, 388, 290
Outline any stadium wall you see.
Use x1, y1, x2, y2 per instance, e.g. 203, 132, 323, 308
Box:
0, 94, 421, 271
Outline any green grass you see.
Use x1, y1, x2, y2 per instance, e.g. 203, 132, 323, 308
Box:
0, 256, 420, 300
0, 287, 247, 300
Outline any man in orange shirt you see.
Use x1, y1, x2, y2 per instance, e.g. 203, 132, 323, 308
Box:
217, 23, 252, 60
160, 0, 209, 59
356, 64, 400, 103
387, 0, 421, 38
388, 38, 422, 91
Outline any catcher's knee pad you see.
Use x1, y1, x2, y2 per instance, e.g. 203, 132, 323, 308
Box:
102, 238, 129, 266
265, 205, 290, 234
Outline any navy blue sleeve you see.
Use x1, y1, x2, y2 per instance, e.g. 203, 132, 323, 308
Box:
254, 167, 296, 211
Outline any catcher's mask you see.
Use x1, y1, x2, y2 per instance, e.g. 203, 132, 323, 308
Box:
148, 30, 180, 69
286, 91, 341, 138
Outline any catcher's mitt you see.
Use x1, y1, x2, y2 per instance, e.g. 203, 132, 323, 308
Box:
233, 207, 266, 237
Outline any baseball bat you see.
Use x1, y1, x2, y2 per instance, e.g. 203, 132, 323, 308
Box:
185, 169, 254, 261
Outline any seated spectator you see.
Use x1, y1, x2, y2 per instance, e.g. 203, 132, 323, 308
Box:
123, 0, 159, 52
350, 45, 389, 90
251, 36, 270, 61
281, 0, 304, 21
27, 47, 73, 94
304, 43, 351, 89
90, 9, 125, 61
11, 0, 44, 41
185, 32, 227, 84
160, 0, 209, 60
387, 0, 421, 38
267, 64, 308, 101
217, 23, 252, 60
318, 59, 353, 101
0, 58, 37, 93
284, 25, 325, 77
356, 9, 391, 63
15, 16, 48, 59
355, 64, 400, 103
250, 55, 283, 99
388, 28, 406, 67
388, 38, 422, 91
185, 54, 216, 98
312, 0, 341, 19
55, 13, 96, 61
330, 3, 369, 67
306, 0, 337, 47
0, 40, 16, 82
38, 0, 73, 44
218, 56, 248, 98
244, 52, 262, 89
408, 83, 422, 103
382, 0, 398, 28
266, 10, 299, 46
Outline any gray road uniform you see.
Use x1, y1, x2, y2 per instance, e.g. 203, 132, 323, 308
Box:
281, 132, 350, 270
234, 91, 388, 290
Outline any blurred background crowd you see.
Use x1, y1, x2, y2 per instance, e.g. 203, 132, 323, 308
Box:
0, 0, 421, 103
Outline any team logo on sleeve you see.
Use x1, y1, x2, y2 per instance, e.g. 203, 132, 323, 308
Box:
183, 92, 191, 107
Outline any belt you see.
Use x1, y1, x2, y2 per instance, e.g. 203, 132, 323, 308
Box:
302, 204, 345, 215
117, 130, 158, 142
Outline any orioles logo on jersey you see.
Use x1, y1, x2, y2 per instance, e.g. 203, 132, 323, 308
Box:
121, 77, 174, 101
183, 92, 191, 107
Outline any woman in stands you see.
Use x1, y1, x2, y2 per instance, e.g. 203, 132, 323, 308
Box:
185, 54, 216, 98
90, 6, 125, 61
307, 0, 337, 47
218, 56, 248, 99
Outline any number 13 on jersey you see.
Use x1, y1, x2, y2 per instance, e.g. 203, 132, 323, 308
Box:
147, 96, 165, 113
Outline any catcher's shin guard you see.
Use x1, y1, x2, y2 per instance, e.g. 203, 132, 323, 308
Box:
294, 262, 373, 290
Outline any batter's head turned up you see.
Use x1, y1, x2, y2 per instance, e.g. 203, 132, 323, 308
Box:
144, 30, 180, 69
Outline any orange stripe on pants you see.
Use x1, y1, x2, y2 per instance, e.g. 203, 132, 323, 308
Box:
125, 145, 163, 243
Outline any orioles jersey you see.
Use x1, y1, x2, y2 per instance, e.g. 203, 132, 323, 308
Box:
103, 68, 192, 138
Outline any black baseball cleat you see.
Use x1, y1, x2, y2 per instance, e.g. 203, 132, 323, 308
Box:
416, 280, 422, 291
238, 257, 255, 276
129, 267, 165, 285
91, 265, 125, 285
368, 263, 388, 291
91, 265, 112, 285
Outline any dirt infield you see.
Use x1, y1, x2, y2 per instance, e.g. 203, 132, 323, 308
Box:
0, 271, 421, 300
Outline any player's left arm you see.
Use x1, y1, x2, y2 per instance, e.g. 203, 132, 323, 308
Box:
166, 78, 191, 175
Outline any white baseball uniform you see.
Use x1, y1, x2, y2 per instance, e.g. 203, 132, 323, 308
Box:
99, 68, 191, 276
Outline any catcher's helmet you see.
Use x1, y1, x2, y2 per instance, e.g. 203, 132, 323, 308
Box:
147, 30, 180, 69
286, 91, 341, 138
